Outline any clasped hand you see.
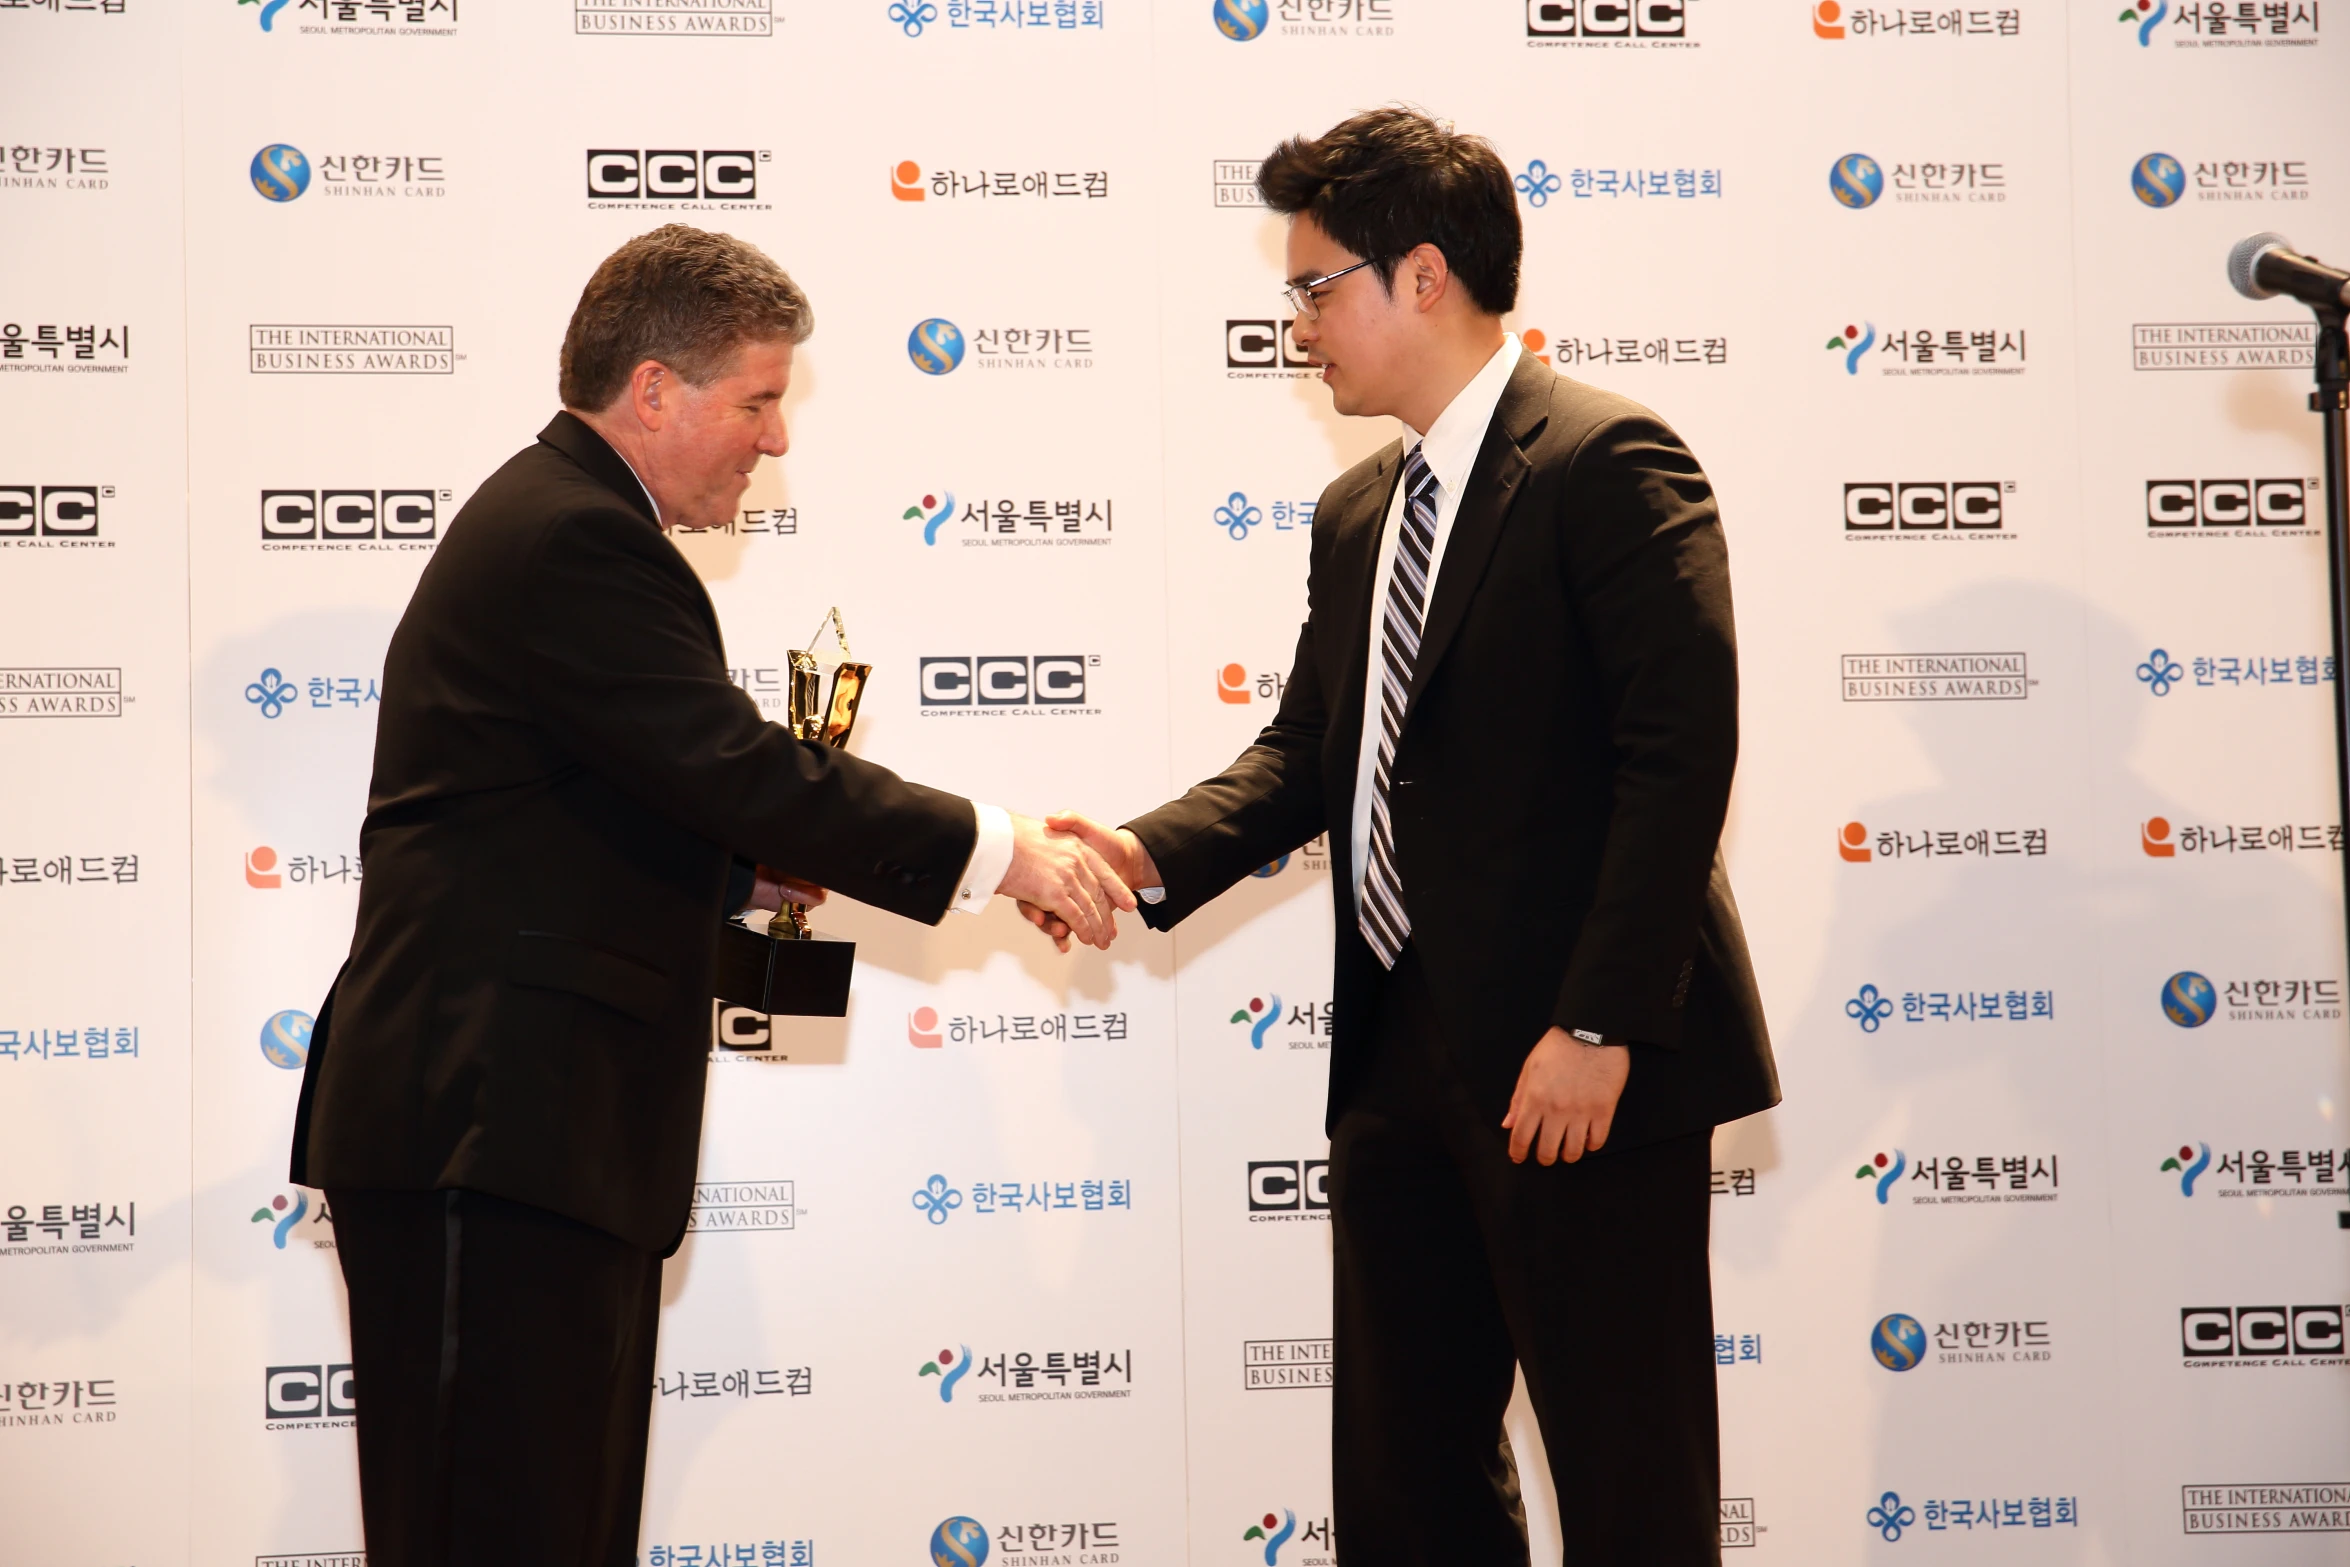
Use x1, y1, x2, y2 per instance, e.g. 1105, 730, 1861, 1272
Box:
1014, 811, 1159, 953
739, 808, 1138, 951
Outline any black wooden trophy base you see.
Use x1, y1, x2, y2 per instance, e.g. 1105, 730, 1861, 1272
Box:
713, 920, 855, 1017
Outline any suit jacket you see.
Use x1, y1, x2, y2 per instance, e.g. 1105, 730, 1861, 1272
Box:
1128, 353, 1778, 1145
291, 412, 977, 1251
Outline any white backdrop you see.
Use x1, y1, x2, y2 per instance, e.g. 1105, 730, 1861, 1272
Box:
5, 1, 2349, 1563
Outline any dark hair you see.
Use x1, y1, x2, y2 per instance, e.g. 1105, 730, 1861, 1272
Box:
559, 224, 813, 411
1257, 107, 1521, 316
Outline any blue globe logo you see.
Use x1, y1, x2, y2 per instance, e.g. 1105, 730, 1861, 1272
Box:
250, 144, 311, 203
1870, 1312, 1927, 1371
2162, 970, 2216, 1028
259, 1009, 313, 1070
929, 1516, 990, 1567
1214, 0, 1268, 38
2133, 153, 2185, 208
908, 318, 965, 376
1829, 154, 1883, 210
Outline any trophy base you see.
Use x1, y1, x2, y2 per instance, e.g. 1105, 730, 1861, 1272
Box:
713, 922, 856, 1017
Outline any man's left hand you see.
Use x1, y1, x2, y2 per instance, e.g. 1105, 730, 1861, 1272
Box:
744, 866, 828, 913
1502, 1028, 1630, 1165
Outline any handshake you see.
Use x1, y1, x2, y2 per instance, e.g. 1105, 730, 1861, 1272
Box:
1002, 810, 1162, 953
744, 809, 1160, 952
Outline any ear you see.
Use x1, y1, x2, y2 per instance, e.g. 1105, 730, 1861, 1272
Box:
1406, 242, 1452, 314
626, 359, 671, 431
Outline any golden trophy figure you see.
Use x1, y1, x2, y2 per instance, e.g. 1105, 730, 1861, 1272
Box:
712, 608, 870, 1017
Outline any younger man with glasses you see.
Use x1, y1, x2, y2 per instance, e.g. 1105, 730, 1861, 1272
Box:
1047, 109, 1777, 1564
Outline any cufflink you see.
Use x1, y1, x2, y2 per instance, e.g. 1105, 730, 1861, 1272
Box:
1569, 1027, 1605, 1046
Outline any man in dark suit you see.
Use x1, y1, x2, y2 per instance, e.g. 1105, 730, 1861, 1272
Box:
290, 224, 1132, 1566
1046, 112, 1777, 1564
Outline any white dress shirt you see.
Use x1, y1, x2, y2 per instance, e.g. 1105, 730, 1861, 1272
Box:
1348, 333, 1522, 918
610, 447, 1013, 913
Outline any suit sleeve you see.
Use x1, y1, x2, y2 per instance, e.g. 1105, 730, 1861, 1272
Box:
1551, 413, 1739, 1047
512, 504, 977, 924
1122, 536, 1337, 929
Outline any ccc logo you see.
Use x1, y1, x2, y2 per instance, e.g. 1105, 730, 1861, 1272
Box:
264, 1363, 356, 1420
919, 655, 1093, 707
1843, 482, 2008, 532
2179, 1305, 2344, 1358
713, 1003, 774, 1051
261, 489, 443, 540
585, 149, 763, 201
2145, 478, 2310, 528
1225, 319, 1313, 369
1248, 1159, 1330, 1211
0, 485, 105, 536
1527, 0, 1686, 36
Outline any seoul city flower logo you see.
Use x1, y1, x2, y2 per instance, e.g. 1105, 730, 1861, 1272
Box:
1829, 153, 1884, 209
1826, 321, 1876, 375
1855, 1148, 1907, 1203
1230, 994, 1282, 1049
2118, 0, 2169, 45
2132, 152, 2186, 208
907, 318, 965, 375
2161, 1140, 2212, 1195
918, 1344, 973, 1402
1242, 1509, 1296, 1564
250, 1190, 309, 1248
929, 1516, 989, 1567
903, 491, 956, 545
1215, 0, 1270, 41
1870, 1312, 1927, 1371
250, 145, 311, 203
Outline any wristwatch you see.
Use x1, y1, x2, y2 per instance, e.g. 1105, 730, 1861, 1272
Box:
1568, 1027, 1607, 1046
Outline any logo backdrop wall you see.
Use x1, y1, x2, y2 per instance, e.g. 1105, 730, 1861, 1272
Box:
3, 2, 2345, 1563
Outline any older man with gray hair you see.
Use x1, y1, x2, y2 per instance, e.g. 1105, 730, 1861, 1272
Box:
289, 224, 1132, 1565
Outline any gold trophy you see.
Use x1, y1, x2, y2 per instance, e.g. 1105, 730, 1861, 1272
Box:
713, 608, 870, 1017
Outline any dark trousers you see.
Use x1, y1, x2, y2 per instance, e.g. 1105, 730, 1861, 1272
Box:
1329, 947, 1721, 1567
327, 1187, 664, 1567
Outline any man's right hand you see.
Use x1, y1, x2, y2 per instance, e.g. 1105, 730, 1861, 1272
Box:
1000, 813, 1137, 950
1044, 812, 1161, 897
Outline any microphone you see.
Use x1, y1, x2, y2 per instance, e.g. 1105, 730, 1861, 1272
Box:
2229, 232, 2350, 312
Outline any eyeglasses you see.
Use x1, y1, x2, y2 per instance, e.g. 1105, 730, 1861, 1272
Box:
1282, 258, 1376, 320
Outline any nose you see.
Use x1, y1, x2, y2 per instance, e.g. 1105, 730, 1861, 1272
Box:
759, 406, 790, 458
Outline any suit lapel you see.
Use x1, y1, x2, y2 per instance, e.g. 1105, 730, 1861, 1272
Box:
1403, 353, 1552, 715
1325, 447, 1403, 773
537, 410, 660, 529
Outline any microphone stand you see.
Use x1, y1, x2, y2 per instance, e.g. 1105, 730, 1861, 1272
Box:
2305, 296, 2350, 1231
2313, 300, 2350, 1041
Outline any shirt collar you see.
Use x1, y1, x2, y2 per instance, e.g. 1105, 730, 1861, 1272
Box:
611, 449, 661, 526
1401, 332, 1521, 496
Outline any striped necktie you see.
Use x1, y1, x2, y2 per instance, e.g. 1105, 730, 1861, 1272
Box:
1358, 446, 1440, 969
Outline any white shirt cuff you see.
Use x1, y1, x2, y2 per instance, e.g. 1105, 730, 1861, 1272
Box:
1138, 886, 1166, 904
950, 801, 1015, 914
